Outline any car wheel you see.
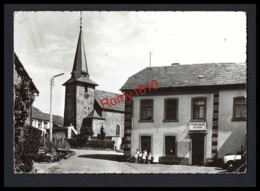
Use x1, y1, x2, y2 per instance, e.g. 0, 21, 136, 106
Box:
226, 161, 236, 171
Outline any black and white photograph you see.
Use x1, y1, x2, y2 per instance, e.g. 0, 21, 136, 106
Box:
13, 10, 248, 174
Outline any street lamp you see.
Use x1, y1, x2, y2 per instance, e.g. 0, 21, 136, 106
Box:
49, 73, 64, 142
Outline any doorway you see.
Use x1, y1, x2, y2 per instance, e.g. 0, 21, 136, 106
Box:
140, 136, 151, 153
192, 135, 205, 165
165, 136, 176, 156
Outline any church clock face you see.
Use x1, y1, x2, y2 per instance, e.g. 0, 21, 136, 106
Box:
84, 93, 89, 99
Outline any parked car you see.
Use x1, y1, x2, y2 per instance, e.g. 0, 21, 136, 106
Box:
223, 151, 246, 172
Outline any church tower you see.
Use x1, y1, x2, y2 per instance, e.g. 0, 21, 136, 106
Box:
63, 13, 98, 133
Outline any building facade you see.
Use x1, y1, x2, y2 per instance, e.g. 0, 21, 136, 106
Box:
63, 22, 124, 149
121, 63, 246, 165
31, 106, 73, 148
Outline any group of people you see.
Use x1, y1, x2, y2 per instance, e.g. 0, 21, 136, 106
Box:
134, 149, 153, 164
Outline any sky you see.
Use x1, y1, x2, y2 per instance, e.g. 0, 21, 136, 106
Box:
14, 11, 247, 117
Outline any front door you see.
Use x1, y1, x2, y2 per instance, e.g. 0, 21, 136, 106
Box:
141, 136, 151, 153
165, 136, 176, 156
192, 135, 205, 165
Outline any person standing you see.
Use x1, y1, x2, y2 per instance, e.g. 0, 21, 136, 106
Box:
142, 150, 147, 164
134, 149, 140, 163
147, 152, 152, 164
138, 150, 142, 163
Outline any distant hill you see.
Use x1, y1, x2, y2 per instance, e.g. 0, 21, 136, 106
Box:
32, 106, 64, 127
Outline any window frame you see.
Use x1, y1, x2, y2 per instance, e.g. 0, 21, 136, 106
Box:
191, 97, 207, 122
139, 99, 154, 122
232, 96, 247, 121
163, 98, 179, 122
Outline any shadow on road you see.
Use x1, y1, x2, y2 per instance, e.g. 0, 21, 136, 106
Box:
78, 154, 125, 162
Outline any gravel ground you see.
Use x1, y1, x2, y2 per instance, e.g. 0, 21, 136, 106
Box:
34, 149, 227, 174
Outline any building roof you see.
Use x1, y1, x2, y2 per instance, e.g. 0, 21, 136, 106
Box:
120, 63, 246, 90
63, 76, 98, 86
14, 53, 39, 94
86, 109, 105, 120
53, 126, 67, 130
72, 29, 88, 78
32, 106, 64, 127
95, 90, 125, 112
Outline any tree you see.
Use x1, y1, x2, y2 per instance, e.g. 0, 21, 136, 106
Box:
76, 125, 94, 147
97, 125, 106, 140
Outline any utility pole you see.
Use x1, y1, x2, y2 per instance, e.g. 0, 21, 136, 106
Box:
149, 51, 153, 67
49, 73, 64, 142
49, 77, 53, 142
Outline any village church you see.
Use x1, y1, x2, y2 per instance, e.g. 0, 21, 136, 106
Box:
62, 16, 125, 149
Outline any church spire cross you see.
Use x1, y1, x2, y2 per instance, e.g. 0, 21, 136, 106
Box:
80, 11, 82, 29
69, 11, 90, 79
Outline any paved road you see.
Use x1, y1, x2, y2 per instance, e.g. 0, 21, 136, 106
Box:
34, 149, 226, 174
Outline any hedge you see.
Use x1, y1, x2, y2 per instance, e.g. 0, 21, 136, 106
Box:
85, 140, 115, 149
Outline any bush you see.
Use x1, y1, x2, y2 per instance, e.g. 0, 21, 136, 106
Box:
76, 126, 94, 147
85, 140, 115, 149
14, 125, 42, 172
67, 138, 78, 148
97, 126, 106, 140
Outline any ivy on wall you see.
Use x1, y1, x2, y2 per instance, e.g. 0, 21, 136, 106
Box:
14, 71, 41, 173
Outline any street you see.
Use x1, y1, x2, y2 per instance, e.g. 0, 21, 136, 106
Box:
34, 149, 226, 174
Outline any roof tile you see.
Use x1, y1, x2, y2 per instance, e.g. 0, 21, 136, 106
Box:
95, 90, 125, 112
120, 63, 246, 90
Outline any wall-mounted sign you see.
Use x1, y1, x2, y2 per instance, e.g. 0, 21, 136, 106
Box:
189, 122, 206, 131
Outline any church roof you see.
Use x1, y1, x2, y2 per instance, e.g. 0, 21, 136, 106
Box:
62, 28, 98, 86
120, 63, 246, 90
95, 90, 125, 112
86, 109, 105, 120
72, 29, 88, 78
63, 76, 98, 86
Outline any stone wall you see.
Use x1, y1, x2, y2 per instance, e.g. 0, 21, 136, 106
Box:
101, 111, 124, 137
92, 111, 124, 150
64, 85, 76, 127
64, 84, 95, 133
92, 119, 104, 136
76, 85, 95, 132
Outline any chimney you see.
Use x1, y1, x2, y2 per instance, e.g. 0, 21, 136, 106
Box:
171, 63, 179, 66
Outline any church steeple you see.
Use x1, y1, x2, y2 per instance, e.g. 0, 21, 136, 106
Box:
71, 12, 89, 79
63, 12, 98, 131
63, 12, 98, 86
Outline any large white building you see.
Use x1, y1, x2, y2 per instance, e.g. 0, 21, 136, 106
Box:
121, 63, 246, 165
